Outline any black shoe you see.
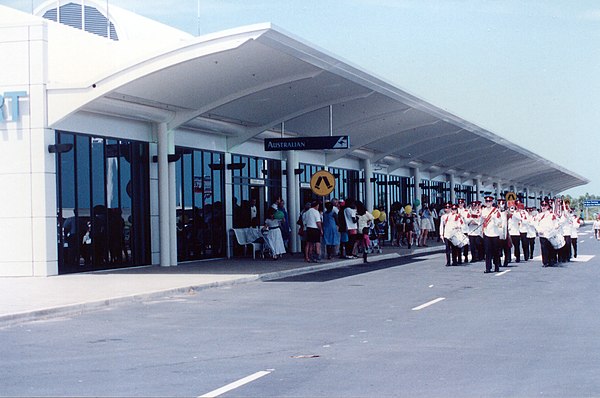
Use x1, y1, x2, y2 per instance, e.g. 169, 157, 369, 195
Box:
445, 263, 451, 267
452, 263, 458, 266
494, 268, 500, 272
484, 270, 492, 274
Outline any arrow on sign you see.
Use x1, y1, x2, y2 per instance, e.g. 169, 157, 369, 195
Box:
315, 176, 333, 190
333, 136, 348, 149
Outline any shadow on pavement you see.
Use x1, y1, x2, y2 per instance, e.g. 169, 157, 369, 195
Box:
266, 254, 429, 282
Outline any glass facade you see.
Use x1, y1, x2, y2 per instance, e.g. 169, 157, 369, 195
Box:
231, 155, 282, 228
297, 164, 361, 208
174, 147, 226, 261
55, 132, 151, 274
372, 173, 388, 211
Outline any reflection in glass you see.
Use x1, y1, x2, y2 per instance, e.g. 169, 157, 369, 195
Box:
175, 147, 225, 261
56, 133, 150, 274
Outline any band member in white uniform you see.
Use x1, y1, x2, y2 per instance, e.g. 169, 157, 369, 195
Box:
440, 203, 465, 266
558, 203, 572, 263
534, 200, 559, 267
466, 201, 484, 262
570, 209, 582, 258
482, 195, 502, 273
526, 207, 537, 259
517, 201, 531, 261
497, 198, 510, 266
507, 202, 523, 263
457, 198, 470, 263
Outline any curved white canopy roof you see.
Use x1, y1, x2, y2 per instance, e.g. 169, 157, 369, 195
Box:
44, 19, 588, 193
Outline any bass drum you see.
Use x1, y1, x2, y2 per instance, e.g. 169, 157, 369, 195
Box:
449, 232, 469, 248
548, 233, 565, 250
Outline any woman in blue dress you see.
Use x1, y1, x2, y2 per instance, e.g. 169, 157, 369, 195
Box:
323, 201, 340, 259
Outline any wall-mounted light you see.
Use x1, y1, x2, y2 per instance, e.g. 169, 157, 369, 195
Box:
370, 177, 377, 182
226, 163, 246, 170
209, 163, 225, 170
294, 168, 304, 175
48, 143, 73, 154
151, 154, 181, 163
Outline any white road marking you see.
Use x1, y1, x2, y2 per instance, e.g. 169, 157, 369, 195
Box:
495, 269, 511, 276
412, 297, 445, 311
199, 370, 272, 397
532, 255, 594, 263
572, 255, 594, 262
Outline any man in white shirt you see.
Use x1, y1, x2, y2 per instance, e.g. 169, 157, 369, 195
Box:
303, 201, 323, 262
482, 195, 502, 273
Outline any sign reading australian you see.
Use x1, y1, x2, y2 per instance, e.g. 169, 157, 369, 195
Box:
264, 135, 350, 151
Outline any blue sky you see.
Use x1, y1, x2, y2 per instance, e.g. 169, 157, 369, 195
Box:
6, 0, 599, 197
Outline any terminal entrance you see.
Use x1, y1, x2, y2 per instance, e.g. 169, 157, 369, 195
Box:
55, 131, 151, 274
174, 147, 226, 261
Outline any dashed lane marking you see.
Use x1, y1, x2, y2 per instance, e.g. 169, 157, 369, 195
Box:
199, 370, 272, 397
495, 269, 511, 276
412, 297, 445, 311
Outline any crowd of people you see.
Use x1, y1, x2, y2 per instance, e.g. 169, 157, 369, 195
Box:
296, 198, 383, 264
438, 196, 582, 272
251, 194, 586, 273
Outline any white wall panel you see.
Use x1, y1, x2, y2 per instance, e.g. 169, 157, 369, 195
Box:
0, 174, 32, 218
0, 42, 29, 86
0, 218, 33, 263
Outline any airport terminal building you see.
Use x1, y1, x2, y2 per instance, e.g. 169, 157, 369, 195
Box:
0, 1, 588, 276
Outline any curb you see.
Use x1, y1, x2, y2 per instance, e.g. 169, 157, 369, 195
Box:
0, 246, 443, 328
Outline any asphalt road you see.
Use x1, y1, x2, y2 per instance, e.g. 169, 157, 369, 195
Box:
2, 229, 600, 397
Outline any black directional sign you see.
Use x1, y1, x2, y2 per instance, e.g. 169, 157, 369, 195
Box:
310, 170, 335, 196
264, 135, 350, 151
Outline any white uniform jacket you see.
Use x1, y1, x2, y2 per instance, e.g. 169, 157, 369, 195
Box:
466, 210, 483, 237
440, 213, 465, 240
571, 214, 581, 239
481, 206, 503, 237
507, 210, 521, 237
534, 210, 559, 238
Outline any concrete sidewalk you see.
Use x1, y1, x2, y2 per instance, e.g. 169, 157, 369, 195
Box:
0, 244, 443, 327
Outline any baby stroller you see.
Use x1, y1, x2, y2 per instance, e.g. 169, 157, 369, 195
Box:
261, 227, 286, 260
366, 223, 383, 254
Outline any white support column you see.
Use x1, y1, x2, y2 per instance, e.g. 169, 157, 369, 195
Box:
168, 160, 177, 266
412, 167, 422, 210
363, 158, 374, 211
157, 122, 171, 267
475, 178, 482, 202
449, 174, 456, 204
495, 182, 501, 201
286, 150, 299, 253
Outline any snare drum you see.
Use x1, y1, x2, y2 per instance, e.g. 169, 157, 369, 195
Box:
547, 233, 565, 250
449, 232, 469, 248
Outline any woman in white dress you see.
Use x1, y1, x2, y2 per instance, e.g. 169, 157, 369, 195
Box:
262, 208, 286, 259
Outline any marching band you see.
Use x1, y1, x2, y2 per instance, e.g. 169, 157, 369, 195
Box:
439, 196, 582, 273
